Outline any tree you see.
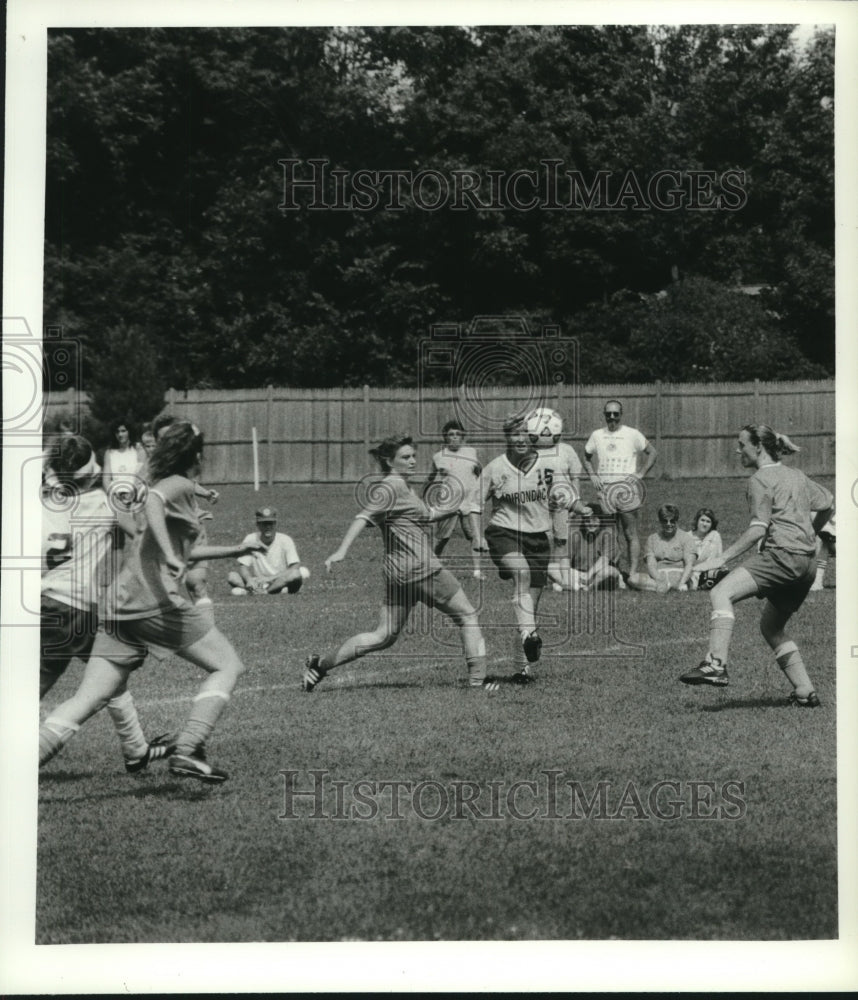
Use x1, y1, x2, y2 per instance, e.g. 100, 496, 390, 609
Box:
82, 323, 168, 445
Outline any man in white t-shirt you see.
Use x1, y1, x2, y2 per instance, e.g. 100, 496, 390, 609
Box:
582, 400, 657, 576
227, 506, 308, 595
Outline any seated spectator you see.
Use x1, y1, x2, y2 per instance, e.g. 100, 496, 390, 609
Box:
227, 506, 308, 595
690, 507, 724, 589
566, 503, 626, 590
629, 503, 696, 592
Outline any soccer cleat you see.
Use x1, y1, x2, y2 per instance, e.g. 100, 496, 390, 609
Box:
788, 691, 821, 708
469, 677, 499, 692
679, 658, 729, 686
303, 654, 326, 693
522, 630, 542, 664
510, 667, 534, 685
168, 748, 228, 784
124, 733, 173, 774
231, 586, 249, 596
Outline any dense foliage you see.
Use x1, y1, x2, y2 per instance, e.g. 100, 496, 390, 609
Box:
45, 25, 834, 394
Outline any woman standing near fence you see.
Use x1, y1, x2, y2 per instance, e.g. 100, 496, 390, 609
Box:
304, 434, 495, 692
102, 418, 145, 507
38, 421, 263, 782
679, 424, 833, 706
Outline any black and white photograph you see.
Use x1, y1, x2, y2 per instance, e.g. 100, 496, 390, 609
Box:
2, 0, 857, 992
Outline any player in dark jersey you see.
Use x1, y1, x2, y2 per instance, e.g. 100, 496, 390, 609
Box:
680, 424, 833, 705
303, 434, 496, 693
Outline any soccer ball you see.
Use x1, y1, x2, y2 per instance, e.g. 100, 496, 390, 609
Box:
525, 407, 563, 447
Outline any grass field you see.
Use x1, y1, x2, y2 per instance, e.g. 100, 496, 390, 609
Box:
36, 476, 837, 943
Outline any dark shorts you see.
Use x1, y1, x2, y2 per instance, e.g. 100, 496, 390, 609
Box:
484, 525, 550, 589
90, 605, 214, 670
743, 548, 816, 615
384, 567, 463, 609
40, 597, 97, 672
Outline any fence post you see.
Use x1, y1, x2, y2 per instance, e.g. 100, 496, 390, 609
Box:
363, 384, 370, 452
654, 380, 662, 457
753, 378, 760, 410
267, 384, 274, 486
167, 387, 177, 412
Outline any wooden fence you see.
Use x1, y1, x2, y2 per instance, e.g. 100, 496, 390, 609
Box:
46, 380, 836, 483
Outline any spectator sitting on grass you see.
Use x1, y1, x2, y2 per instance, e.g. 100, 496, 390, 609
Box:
690, 507, 724, 590
568, 503, 626, 591
228, 506, 308, 595
629, 503, 696, 593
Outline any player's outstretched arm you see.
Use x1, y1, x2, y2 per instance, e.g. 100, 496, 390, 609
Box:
695, 523, 766, 574
190, 539, 264, 563
325, 516, 368, 571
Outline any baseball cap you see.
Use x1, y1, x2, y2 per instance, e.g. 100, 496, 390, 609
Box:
256, 506, 277, 522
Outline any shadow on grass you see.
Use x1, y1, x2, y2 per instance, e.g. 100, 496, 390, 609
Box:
39, 776, 230, 804
698, 695, 789, 711
38, 770, 92, 782
324, 680, 424, 692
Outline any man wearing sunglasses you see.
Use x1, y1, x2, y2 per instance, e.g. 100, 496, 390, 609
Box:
582, 400, 657, 577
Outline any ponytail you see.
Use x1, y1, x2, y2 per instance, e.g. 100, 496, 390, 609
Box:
742, 424, 801, 460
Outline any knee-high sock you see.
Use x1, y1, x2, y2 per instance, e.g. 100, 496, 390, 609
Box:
775, 641, 814, 697
106, 690, 148, 761
708, 609, 735, 664
463, 632, 487, 685
512, 593, 536, 637
39, 716, 80, 766
174, 690, 230, 756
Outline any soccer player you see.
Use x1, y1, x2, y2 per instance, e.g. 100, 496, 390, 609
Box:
152, 413, 219, 616
680, 424, 833, 706
582, 401, 657, 577
568, 503, 625, 591
38, 421, 264, 782
480, 414, 591, 683
40, 434, 168, 773
303, 434, 495, 692
536, 421, 586, 591
629, 504, 696, 592
425, 420, 486, 580
227, 506, 308, 595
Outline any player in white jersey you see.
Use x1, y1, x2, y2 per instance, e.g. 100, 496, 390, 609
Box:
582, 400, 657, 576
480, 415, 591, 682
39, 434, 169, 773
425, 420, 486, 580
680, 424, 833, 705
535, 437, 586, 591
